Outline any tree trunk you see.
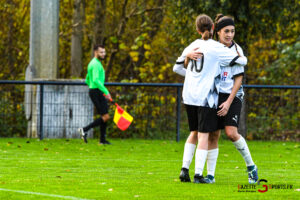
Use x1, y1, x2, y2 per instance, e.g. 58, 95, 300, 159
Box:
94, 0, 106, 46
105, 0, 129, 80
110, 0, 165, 80
238, 0, 250, 138
7, 0, 15, 75
71, 0, 85, 77
137, 0, 164, 64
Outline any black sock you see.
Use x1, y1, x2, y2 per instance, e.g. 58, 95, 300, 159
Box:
100, 121, 107, 143
83, 118, 103, 132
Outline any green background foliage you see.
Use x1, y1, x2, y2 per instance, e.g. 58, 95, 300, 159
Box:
1, 0, 299, 84
0, 0, 299, 140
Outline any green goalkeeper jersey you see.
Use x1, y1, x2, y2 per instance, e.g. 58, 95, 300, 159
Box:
85, 57, 109, 95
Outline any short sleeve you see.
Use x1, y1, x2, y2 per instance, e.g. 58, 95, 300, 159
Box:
231, 65, 244, 79
216, 44, 247, 66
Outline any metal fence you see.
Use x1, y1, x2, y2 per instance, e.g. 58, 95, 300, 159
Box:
0, 80, 299, 141
243, 85, 299, 140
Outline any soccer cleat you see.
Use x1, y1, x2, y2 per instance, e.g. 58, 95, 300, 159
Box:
100, 140, 111, 145
202, 175, 215, 184
193, 174, 205, 184
248, 165, 258, 184
78, 128, 88, 143
179, 168, 191, 182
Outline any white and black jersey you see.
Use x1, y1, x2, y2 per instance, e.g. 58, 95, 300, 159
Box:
220, 42, 245, 100
173, 39, 247, 109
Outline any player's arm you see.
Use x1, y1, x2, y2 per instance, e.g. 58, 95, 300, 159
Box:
184, 57, 189, 68
232, 43, 246, 66
184, 47, 202, 67
217, 74, 243, 116
229, 55, 247, 66
229, 44, 247, 66
173, 56, 187, 76
217, 44, 247, 67
173, 41, 201, 76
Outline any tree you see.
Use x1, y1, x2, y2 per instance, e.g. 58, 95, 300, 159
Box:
93, 0, 106, 46
71, 0, 85, 77
0, 0, 30, 80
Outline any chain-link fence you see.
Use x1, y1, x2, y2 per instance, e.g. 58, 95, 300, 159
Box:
244, 85, 299, 140
0, 81, 299, 141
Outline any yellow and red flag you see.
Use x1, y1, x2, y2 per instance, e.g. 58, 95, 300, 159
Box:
113, 105, 133, 131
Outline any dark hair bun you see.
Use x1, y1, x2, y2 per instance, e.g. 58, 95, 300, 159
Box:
215, 13, 224, 23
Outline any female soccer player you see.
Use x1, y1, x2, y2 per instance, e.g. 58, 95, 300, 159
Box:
183, 14, 258, 184
173, 14, 247, 183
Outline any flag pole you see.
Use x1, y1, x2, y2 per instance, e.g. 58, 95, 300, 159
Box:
104, 94, 119, 107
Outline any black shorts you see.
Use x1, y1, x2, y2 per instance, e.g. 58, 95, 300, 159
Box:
217, 93, 242, 129
185, 104, 218, 133
89, 89, 109, 115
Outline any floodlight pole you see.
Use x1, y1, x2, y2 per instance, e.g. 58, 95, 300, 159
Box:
30, 0, 59, 79
28, 0, 60, 140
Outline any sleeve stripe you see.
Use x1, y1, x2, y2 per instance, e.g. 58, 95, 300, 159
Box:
176, 61, 185, 64
232, 72, 244, 79
229, 56, 239, 66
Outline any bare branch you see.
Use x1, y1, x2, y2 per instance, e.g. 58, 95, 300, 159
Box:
131, 7, 163, 17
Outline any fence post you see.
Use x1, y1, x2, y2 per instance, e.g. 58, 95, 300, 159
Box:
39, 84, 44, 140
176, 87, 182, 142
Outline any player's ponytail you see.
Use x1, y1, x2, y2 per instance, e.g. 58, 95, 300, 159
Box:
202, 30, 212, 40
215, 13, 224, 22
233, 40, 241, 56
195, 14, 213, 40
214, 14, 224, 40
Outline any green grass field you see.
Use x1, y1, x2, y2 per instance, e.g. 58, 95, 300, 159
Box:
0, 138, 299, 200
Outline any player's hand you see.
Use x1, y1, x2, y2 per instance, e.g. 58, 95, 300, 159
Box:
186, 48, 203, 60
105, 94, 112, 101
217, 101, 231, 116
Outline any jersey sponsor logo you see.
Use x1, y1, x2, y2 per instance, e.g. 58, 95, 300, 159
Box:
221, 71, 228, 81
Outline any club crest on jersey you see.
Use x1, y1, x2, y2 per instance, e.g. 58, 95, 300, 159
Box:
222, 72, 228, 81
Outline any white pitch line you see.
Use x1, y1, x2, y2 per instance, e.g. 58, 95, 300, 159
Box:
0, 188, 93, 200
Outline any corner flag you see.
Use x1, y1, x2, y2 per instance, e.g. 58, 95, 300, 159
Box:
113, 105, 133, 131
103, 94, 133, 131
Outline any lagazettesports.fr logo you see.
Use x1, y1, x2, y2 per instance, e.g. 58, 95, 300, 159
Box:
238, 179, 294, 193
257, 179, 268, 193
